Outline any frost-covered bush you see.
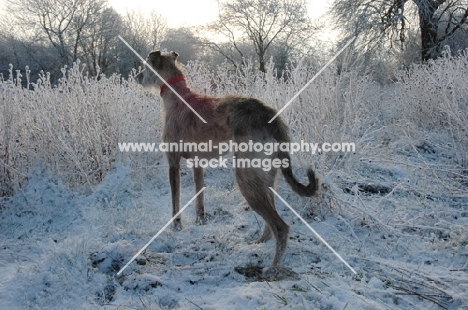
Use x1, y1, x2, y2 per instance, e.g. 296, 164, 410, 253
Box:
0, 57, 380, 196
185, 59, 382, 175
0, 61, 163, 195
1, 51, 467, 196
393, 48, 468, 168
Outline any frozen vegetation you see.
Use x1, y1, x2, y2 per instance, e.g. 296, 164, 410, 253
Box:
0, 51, 467, 309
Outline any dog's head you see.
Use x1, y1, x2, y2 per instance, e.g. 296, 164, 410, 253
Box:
140, 50, 182, 87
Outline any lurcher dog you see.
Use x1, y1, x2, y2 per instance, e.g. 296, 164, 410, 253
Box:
141, 50, 318, 276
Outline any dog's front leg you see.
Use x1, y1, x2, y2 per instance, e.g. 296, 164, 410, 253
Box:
168, 153, 182, 230
193, 166, 205, 224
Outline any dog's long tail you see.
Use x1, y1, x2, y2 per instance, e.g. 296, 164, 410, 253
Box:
271, 117, 319, 197
279, 152, 319, 197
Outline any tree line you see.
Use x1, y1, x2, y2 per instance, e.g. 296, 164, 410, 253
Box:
1, 0, 171, 82
332, 0, 468, 62
1, 0, 467, 84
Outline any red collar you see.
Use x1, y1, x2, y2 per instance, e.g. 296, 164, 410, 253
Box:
160, 75, 186, 95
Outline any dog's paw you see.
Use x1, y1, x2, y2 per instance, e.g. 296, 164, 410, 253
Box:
247, 228, 272, 245
262, 266, 300, 281
247, 236, 271, 245
196, 214, 207, 225
255, 232, 273, 244
173, 219, 183, 231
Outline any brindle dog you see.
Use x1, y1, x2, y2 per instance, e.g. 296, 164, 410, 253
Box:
141, 50, 318, 275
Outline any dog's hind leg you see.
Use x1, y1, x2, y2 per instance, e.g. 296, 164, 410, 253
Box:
236, 168, 289, 267
193, 166, 206, 224
168, 152, 182, 230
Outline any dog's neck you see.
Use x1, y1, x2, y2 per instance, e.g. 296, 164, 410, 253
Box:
160, 75, 186, 96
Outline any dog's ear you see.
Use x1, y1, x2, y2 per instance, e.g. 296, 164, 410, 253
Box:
171, 51, 179, 60
148, 51, 161, 60
148, 50, 162, 69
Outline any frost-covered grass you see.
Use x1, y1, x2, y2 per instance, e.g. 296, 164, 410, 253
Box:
0, 52, 467, 309
0, 62, 163, 195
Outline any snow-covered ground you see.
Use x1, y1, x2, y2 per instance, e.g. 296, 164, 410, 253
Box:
1, 54, 467, 309
1, 133, 467, 309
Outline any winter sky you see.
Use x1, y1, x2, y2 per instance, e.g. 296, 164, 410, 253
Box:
109, 0, 331, 28
0, 0, 331, 35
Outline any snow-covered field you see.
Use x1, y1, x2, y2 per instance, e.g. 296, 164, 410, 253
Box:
1, 53, 467, 309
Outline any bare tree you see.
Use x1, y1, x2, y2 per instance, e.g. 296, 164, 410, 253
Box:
0, 14, 58, 82
117, 10, 168, 72
122, 11, 168, 55
80, 7, 124, 75
160, 28, 204, 63
332, 0, 468, 61
6, 0, 109, 64
205, 0, 313, 72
